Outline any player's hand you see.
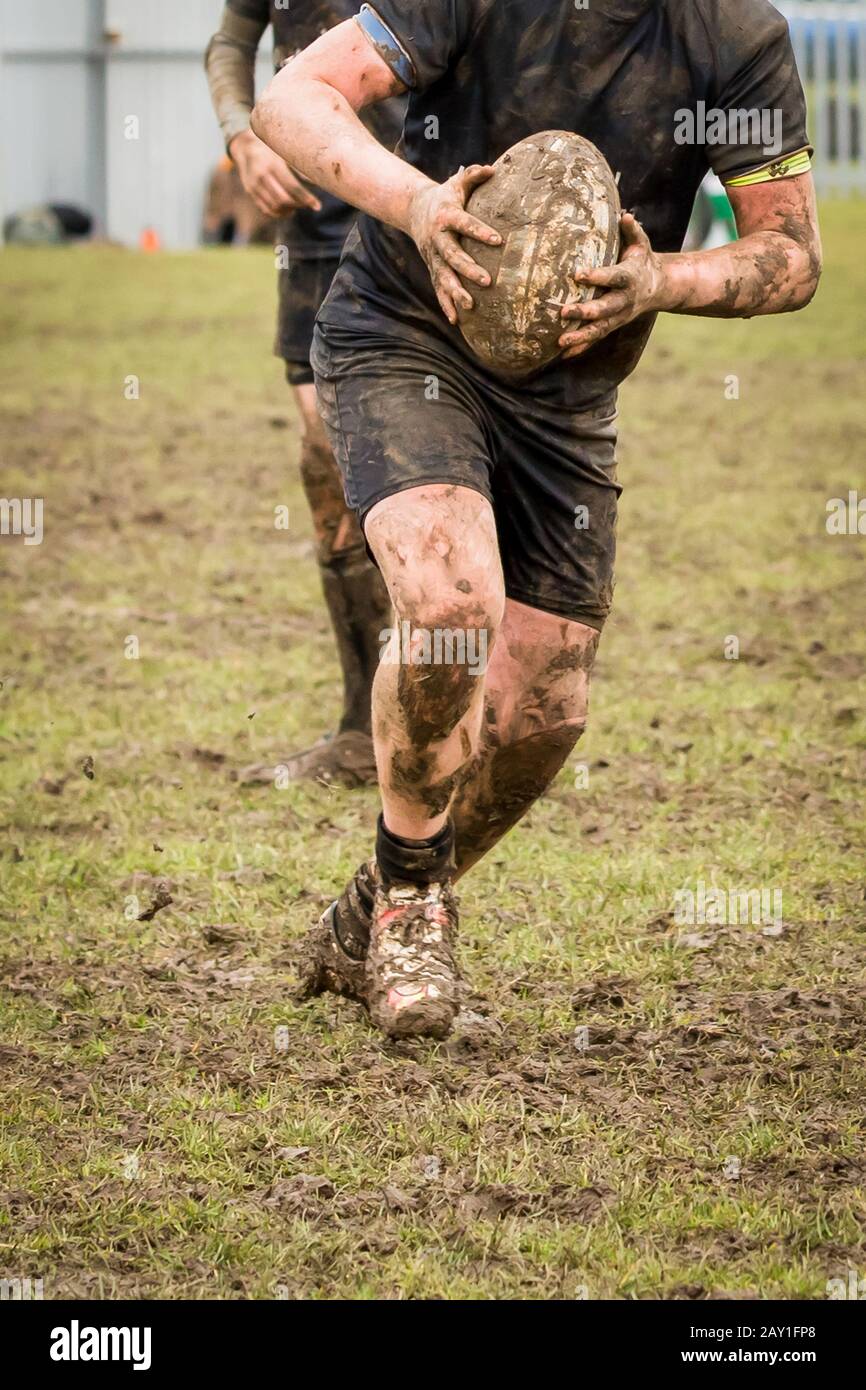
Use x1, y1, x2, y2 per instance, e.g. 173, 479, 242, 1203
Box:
559, 213, 665, 359
407, 165, 502, 325
229, 128, 322, 217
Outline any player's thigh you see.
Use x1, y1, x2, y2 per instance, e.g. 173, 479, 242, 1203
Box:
311, 327, 504, 625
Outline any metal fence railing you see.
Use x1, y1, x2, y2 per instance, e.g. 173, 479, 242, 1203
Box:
778, 1, 866, 193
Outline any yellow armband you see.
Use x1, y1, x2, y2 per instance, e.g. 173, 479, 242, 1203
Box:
724, 146, 813, 189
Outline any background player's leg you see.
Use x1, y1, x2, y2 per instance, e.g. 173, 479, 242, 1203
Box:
241, 383, 391, 787
451, 596, 599, 876
294, 383, 391, 740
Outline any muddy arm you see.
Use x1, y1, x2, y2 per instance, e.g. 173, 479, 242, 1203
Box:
656, 174, 823, 318
252, 18, 500, 323
251, 19, 428, 234
205, 2, 269, 150
562, 174, 823, 358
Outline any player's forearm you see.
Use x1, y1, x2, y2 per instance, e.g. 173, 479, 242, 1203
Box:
205, 5, 266, 150
252, 74, 431, 235
655, 231, 821, 319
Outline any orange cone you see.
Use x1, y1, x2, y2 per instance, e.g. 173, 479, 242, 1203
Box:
139, 227, 162, 253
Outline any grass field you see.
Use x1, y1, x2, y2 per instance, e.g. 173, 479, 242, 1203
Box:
1, 202, 864, 1301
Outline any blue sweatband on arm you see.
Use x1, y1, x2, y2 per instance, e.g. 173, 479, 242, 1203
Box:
355, 3, 417, 89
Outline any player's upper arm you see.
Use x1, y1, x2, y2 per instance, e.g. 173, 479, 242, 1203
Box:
728, 171, 823, 307
707, 0, 812, 187
728, 171, 821, 259
264, 16, 405, 117
206, 1, 269, 59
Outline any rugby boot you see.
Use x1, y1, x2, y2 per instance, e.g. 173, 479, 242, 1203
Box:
238, 729, 378, 789
366, 878, 461, 1040
294, 859, 377, 1005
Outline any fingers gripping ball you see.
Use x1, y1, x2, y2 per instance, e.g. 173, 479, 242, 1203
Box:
458, 131, 621, 378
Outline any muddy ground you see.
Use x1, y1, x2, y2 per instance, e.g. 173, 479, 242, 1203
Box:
0, 211, 864, 1298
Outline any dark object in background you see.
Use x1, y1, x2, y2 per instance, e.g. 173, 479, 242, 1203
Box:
51, 204, 94, 238
4, 203, 93, 244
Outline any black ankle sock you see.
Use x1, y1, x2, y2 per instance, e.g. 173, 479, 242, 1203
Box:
376, 815, 455, 889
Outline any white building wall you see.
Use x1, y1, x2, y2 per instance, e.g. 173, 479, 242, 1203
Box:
0, 0, 106, 234
0, 0, 275, 247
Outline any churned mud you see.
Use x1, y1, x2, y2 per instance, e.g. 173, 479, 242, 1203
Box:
2, 242, 864, 1299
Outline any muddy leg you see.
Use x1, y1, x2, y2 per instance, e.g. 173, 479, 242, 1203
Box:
302, 584, 599, 1000
364, 484, 505, 840
295, 384, 392, 737
451, 597, 599, 877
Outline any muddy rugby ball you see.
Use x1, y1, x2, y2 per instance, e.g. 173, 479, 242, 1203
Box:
457, 131, 621, 378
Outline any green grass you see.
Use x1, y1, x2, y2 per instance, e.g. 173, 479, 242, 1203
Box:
1, 203, 864, 1299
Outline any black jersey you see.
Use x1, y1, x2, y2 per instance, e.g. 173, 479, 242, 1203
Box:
320, 0, 810, 403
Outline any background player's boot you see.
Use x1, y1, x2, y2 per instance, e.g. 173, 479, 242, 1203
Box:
366, 880, 461, 1040
238, 542, 390, 789
293, 861, 378, 1005
238, 729, 377, 787
239, 728, 377, 787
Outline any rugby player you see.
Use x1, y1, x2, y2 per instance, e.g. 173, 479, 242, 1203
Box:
252, 0, 821, 1038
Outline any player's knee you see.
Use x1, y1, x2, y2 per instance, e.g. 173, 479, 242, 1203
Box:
544, 674, 591, 739
531, 631, 596, 738
390, 551, 505, 644
515, 678, 590, 747
299, 433, 339, 491
299, 436, 364, 563
317, 520, 367, 566
507, 711, 587, 782
366, 487, 503, 631
404, 585, 503, 648
552, 711, 588, 745
301, 409, 332, 456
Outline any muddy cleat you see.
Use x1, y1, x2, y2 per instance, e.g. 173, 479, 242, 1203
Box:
237, 729, 378, 789
331, 858, 378, 958
293, 904, 368, 1006
367, 880, 460, 1040
293, 860, 378, 1006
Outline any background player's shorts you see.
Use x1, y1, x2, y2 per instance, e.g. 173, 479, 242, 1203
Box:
311, 321, 622, 630
275, 252, 341, 387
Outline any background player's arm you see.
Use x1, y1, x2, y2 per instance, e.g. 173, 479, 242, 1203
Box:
251, 20, 502, 323
205, 2, 321, 216
561, 175, 822, 358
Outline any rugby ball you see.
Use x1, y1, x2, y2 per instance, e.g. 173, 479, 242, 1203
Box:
458, 131, 621, 378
